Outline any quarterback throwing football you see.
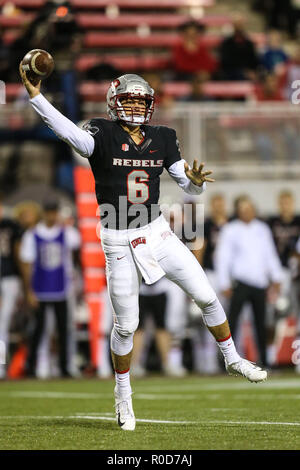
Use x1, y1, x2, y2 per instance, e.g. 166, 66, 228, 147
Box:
20, 67, 267, 431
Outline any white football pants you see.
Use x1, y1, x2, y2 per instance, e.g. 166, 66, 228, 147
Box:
101, 215, 225, 355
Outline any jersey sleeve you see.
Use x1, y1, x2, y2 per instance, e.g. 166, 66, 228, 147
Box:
162, 127, 182, 170
167, 159, 206, 195
29, 93, 95, 158
81, 119, 104, 159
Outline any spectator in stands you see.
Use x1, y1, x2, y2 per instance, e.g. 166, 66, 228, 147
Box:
254, 73, 284, 101
215, 195, 282, 367
142, 72, 174, 109
171, 20, 218, 80
219, 13, 260, 81
261, 30, 289, 76
180, 72, 212, 102
20, 198, 80, 378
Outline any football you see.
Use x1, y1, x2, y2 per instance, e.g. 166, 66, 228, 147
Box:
21, 49, 54, 85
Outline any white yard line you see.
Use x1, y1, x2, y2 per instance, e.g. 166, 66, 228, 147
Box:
210, 420, 300, 427
0, 391, 199, 400
134, 379, 300, 392
0, 414, 300, 427
73, 416, 198, 425
0, 391, 110, 399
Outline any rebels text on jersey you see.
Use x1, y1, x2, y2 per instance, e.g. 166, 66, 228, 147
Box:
82, 118, 181, 229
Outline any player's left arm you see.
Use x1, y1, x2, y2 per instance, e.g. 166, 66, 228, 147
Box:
164, 128, 214, 195
167, 159, 214, 195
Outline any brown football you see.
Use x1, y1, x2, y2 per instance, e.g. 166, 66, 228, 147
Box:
21, 49, 54, 85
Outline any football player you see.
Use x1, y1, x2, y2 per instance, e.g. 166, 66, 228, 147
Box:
20, 69, 267, 431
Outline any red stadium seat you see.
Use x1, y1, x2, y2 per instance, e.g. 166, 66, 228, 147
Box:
75, 13, 231, 30
84, 32, 219, 49
83, 32, 266, 49
72, 0, 215, 8
76, 54, 170, 72
0, 0, 214, 7
0, 12, 231, 29
0, 14, 34, 27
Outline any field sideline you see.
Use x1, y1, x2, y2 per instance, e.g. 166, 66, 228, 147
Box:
0, 374, 299, 450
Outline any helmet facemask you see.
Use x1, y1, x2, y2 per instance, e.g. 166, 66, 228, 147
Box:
112, 93, 154, 125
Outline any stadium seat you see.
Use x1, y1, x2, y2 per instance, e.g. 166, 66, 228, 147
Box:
76, 13, 231, 29
76, 54, 170, 72
0, 14, 34, 27
83, 32, 265, 49
0, 0, 214, 8
0, 13, 232, 29
84, 32, 219, 49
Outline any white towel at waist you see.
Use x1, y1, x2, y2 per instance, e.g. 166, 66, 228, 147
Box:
100, 215, 167, 284
127, 228, 165, 285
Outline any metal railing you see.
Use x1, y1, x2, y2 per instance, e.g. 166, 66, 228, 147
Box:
2, 98, 300, 180
83, 101, 300, 180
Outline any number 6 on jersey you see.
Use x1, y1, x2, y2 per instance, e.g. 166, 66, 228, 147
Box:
127, 170, 150, 203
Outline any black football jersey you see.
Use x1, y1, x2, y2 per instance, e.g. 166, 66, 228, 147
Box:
268, 215, 300, 267
82, 118, 181, 229
0, 218, 23, 278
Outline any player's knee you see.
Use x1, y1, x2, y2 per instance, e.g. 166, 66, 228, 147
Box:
201, 297, 227, 327
195, 292, 217, 310
115, 317, 139, 337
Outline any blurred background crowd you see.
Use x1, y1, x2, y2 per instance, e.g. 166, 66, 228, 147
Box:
0, 0, 300, 380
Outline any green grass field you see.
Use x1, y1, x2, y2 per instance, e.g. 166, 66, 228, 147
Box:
0, 373, 299, 450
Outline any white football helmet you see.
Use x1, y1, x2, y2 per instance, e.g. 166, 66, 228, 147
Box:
106, 74, 155, 125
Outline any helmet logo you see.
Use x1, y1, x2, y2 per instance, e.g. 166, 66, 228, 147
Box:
113, 79, 120, 88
